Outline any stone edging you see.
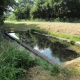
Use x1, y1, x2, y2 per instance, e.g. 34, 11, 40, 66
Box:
33, 32, 80, 45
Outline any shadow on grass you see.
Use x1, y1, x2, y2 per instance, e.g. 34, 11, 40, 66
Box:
2, 22, 40, 32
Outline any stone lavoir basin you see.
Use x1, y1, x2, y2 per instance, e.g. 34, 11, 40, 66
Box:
6, 31, 80, 65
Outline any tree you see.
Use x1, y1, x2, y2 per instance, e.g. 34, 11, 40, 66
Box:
3, 0, 80, 21
14, 0, 33, 20
0, 0, 15, 25
60, 0, 80, 18
30, 0, 49, 19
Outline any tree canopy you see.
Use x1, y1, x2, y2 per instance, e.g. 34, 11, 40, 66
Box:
0, 0, 80, 24
13, 0, 80, 21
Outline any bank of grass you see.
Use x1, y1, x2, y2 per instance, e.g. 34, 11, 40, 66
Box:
48, 31, 80, 42
30, 28, 80, 42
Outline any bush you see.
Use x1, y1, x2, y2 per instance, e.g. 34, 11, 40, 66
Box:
51, 64, 60, 75
6, 14, 17, 21
0, 32, 40, 80
51, 64, 72, 76
54, 17, 61, 22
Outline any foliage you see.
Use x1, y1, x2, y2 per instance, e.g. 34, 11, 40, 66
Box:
51, 64, 72, 76
0, 32, 40, 80
51, 64, 61, 75
14, 0, 33, 20
29, 27, 80, 42
1, 0, 80, 24
7, 14, 17, 21
40, 61, 52, 71
12, 0, 80, 21
0, 0, 16, 25
30, 27, 48, 34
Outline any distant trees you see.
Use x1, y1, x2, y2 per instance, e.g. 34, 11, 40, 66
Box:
14, 0, 33, 19
60, 0, 80, 18
1, 0, 80, 23
13, 0, 80, 20
0, 0, 80, 24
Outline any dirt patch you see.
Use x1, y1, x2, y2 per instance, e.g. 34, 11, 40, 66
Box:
63, 57, 80, 73
62, 57, 80, 80
36, 23, 80, 36
23, 66, 55, 80
23, 66, 80, 80
63, 57, 80, 67
69, 76, 80, 80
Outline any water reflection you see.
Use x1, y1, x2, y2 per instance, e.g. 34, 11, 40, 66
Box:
9, 33, 19, 40
9, 32, 80, 64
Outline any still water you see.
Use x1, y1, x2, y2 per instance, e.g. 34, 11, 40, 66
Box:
9, 32, 80, 64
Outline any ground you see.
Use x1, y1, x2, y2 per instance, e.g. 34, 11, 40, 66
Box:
23, 66, 80, 80
4, 21, 80, 80
36, 22, 80, 36
4, 22, 80, 36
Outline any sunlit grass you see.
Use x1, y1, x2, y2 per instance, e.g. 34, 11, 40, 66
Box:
48, 31, 80, 42
30, 27, 80, 42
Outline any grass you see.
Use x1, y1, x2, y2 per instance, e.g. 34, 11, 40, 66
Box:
6, 17, 80, 23
30, 27, 80, 42
4, 21, 80, 42
5, 18, 47, 22
48, 31, 80, 42
0, 31, 41, 80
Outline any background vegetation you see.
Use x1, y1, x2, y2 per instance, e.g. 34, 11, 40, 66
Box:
1, 0, 80, 24
0, 0, 15, 25
12, 0, 80, 22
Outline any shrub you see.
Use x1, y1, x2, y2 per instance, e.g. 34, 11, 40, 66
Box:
51, 64, 60, 75
0, 32, 40, 80
6, 14, 17, 21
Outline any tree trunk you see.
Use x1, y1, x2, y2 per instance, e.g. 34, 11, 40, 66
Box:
0, 15, 4, 25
